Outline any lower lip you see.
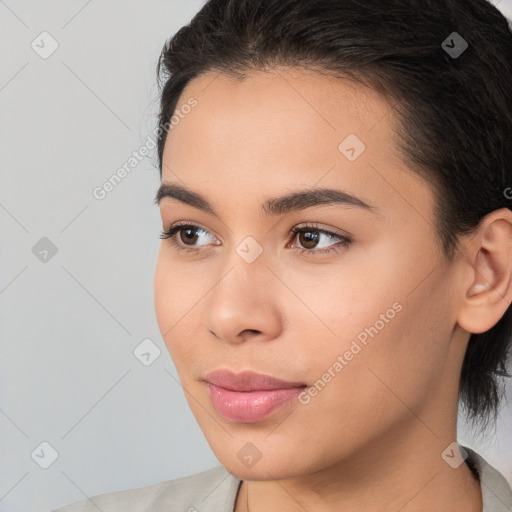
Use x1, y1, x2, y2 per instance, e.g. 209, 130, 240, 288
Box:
206, 383, 305, 423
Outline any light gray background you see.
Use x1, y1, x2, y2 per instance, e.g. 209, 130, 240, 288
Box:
1, 1, 511, 511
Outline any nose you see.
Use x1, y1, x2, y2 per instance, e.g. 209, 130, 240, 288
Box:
203, 245, 282, 345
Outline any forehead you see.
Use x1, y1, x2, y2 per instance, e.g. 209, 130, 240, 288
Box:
176, 66, 392, 147
161, 66, 435, 226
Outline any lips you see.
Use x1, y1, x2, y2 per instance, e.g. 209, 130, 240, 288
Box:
203, 369, 307, 423
204, 369, 306, 391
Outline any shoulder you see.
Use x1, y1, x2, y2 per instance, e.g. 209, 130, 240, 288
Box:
463, 445, 512, 512
51, 466, 242, 512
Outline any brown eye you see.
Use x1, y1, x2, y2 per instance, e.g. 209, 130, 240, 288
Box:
159, 224, 218, 253
289, 225, 352, 256
179, 226, 201, 245
297, 230, 321, 249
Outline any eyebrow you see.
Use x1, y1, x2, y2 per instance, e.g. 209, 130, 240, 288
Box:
154, 181, 380, 217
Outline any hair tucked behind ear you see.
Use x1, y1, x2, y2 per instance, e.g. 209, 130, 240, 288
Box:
155, 0, 512, 433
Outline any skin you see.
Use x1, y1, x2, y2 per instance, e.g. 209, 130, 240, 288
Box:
153, 66, 512, 512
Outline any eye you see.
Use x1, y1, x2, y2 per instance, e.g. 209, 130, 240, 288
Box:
288, 224, 351, 256
159, 223, 219, 253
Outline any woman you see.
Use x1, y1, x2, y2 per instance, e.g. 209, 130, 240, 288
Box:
53, 0, 512, 510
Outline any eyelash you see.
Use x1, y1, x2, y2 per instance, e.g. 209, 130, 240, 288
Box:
159, 222, 352, 257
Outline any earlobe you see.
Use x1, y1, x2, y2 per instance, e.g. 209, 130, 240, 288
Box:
457, 211, 512, 334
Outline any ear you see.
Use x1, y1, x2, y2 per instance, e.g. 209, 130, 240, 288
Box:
456, 208, 512, 334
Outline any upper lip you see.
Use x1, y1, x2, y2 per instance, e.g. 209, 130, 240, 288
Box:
204, 369, 306, 391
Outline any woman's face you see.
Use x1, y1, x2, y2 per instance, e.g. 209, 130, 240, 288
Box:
154, 67, 466, 479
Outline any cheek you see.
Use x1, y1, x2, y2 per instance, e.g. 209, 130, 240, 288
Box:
153, 251, 172, 335
285, 264, 399, 359
290, 250, 453, 415
312, 276, 453, 427
154, 248, 201, 322
153, 250, 199, 359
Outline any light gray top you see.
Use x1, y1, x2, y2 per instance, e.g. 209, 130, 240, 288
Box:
52, 446, 512, 511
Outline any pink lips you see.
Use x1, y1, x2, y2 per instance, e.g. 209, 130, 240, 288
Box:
204, 369, 306, 423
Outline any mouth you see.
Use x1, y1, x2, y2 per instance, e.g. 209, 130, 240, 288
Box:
204, 369, 307, 423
